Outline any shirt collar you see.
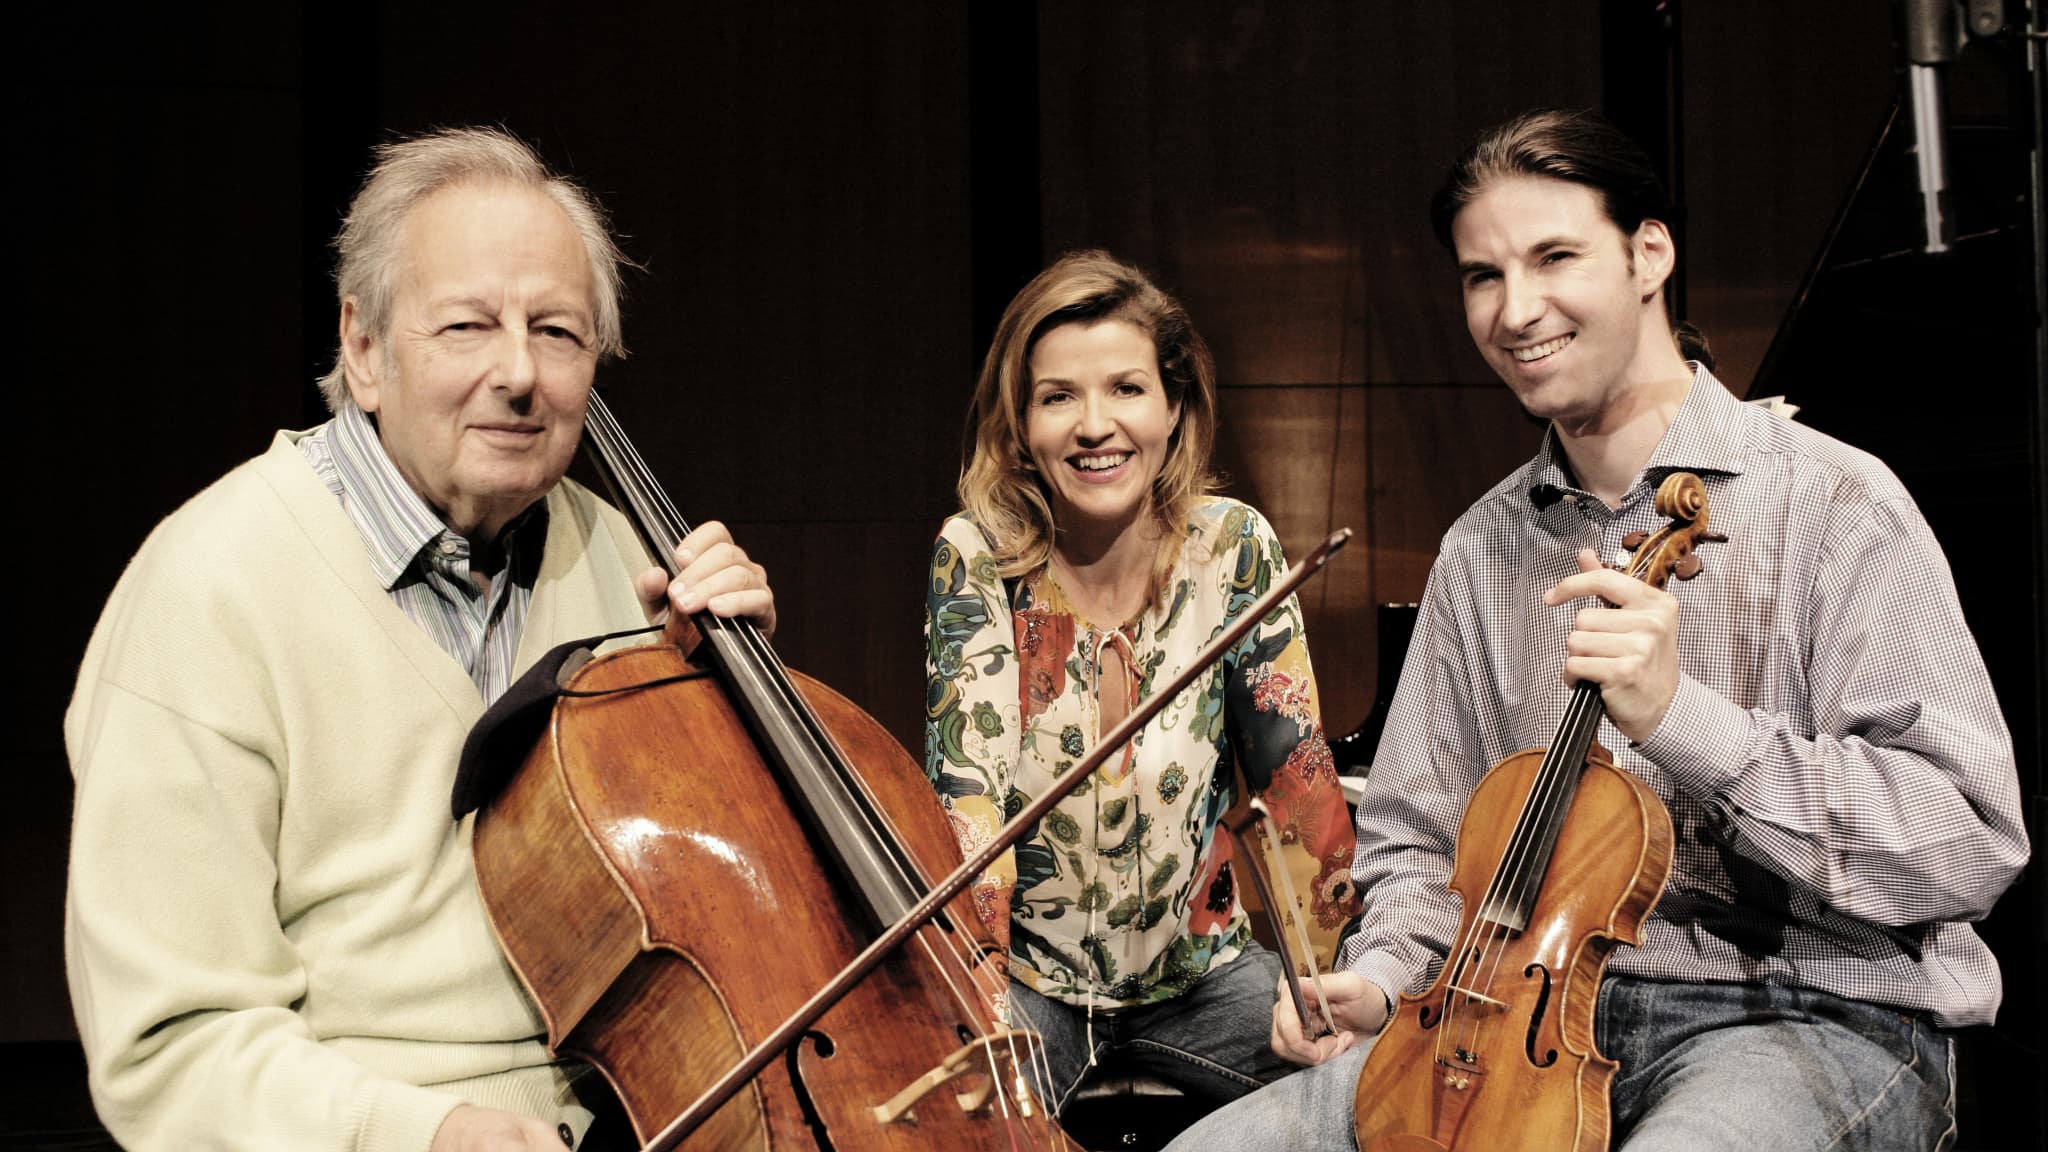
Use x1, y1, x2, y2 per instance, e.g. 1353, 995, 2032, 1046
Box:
327, 402, 548, 590
1525, 362, 1746, 509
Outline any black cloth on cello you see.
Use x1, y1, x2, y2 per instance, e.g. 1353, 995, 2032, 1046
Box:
451, 624, 664, 819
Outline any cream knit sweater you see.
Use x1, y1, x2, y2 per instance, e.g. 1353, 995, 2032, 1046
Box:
66, 431, 653, 1151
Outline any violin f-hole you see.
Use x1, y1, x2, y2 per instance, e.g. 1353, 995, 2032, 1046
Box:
1521, 963, 1557, 1067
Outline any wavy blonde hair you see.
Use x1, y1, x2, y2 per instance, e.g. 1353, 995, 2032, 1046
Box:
957, 251, 1219, 594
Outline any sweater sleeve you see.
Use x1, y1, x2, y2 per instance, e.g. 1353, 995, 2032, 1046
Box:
66, 679, 459, 1152
922, 516, 1022, 961
1219, 505, 1365, 970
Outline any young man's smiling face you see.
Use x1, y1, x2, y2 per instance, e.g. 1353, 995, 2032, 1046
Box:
1452, 174, 1674, 434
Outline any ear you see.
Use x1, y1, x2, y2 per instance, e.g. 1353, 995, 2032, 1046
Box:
338, 296, 384, 413
1632, 219, 1677, 303
1168, 395, 1183, 435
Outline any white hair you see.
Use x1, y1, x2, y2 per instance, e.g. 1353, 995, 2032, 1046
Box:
315, 126, 630, 413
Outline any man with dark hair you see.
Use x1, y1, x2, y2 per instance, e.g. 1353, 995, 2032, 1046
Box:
66, 128, 775, 1151
1166, 108, 2027, 1150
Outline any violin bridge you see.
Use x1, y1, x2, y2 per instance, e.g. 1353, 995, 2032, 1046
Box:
869, 1029, 1044, 1125
1445, 983, 1509, 1010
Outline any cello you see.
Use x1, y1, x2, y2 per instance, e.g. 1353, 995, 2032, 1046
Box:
468, 391, 1351, 1150
1352, 471, 1720, 1152
470, 390, 1062, 1150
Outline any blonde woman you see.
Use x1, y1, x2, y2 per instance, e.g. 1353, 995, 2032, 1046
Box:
924, 251, 1361, 1121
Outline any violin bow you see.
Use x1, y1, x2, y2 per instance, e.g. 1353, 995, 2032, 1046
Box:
643, 528, 1353, 1151
1225, 798, 1338, 1040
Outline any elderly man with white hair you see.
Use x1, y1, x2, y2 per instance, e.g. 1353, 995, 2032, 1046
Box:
66, 128, 774, 1152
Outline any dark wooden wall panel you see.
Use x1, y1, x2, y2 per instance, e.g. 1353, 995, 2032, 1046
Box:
358, 0, 977, 759
1681, 0, 1895, 394
1036, 0, 1602, 728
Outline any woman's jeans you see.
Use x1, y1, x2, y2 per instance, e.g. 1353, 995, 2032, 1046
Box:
1005, 941, 1293, 1116
1162, 976, 1957, 1151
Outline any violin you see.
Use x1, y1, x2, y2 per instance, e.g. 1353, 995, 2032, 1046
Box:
1352, 471, 1722, 1152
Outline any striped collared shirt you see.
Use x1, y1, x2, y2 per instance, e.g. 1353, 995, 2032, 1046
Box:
299, 403, 545, 705
1339, 366, 2029, 1028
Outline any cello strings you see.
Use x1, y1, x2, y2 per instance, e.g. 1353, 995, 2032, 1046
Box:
586, 398, 931, 905
909, 915, 1057, 1131
587, 397, 1067, 1144
916, 923, 1065, 1144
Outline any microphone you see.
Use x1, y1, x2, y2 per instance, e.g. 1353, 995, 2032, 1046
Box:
1899, 0, 2005, 254
1902, 0, 1958, 254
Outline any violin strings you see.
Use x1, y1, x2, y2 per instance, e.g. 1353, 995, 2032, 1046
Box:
1439, 681, 1604, 1065
1460, 533, 1661, 1062
1452, 689, 1594, 1059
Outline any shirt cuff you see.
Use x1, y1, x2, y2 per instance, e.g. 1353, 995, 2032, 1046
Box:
1632, 672, 1754, 800
1343, 950, 1414, 1035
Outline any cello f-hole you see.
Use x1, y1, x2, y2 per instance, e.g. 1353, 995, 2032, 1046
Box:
787, 1034, 840, 1152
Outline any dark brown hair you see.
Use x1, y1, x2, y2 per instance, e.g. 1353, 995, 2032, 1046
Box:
1431, 109, 1712, 368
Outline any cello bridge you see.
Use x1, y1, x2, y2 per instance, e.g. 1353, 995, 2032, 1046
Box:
870, 1029, 1045, 1125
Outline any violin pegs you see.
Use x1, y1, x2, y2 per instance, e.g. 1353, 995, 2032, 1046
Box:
1674, 554, 1703, 581
1620, 531, 1650, 550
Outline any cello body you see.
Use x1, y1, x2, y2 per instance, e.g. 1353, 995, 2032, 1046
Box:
1353, 745, 1672, 1152
474, 637, 1040, 1150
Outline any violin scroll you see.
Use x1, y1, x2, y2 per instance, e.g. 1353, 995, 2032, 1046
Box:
1618, 473, 1728, 590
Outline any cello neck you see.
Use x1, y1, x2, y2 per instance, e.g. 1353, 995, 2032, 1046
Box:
578, 392, 930, 932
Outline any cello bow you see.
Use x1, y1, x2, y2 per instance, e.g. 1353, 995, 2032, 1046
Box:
643, 527, 1354, 1151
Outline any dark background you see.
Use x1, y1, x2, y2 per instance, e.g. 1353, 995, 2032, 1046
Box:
14, 1, 2043, 1148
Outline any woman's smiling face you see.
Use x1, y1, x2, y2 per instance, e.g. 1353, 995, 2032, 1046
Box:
1024, 318, 1180, 543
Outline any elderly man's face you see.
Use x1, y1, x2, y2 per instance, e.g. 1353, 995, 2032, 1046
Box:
342, 181, 597, 541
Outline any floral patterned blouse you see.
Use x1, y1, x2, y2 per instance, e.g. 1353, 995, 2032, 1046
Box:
924, 496, 1362, 1008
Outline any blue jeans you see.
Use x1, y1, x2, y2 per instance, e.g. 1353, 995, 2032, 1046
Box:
1005, 941, 1292, 1116
1163, 976, 1957, 1151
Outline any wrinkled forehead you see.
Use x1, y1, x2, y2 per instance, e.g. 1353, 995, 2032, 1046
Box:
393, 180, 595, 307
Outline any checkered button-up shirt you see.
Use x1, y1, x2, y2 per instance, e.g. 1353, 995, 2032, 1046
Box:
1338, 367, 2029, 1028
